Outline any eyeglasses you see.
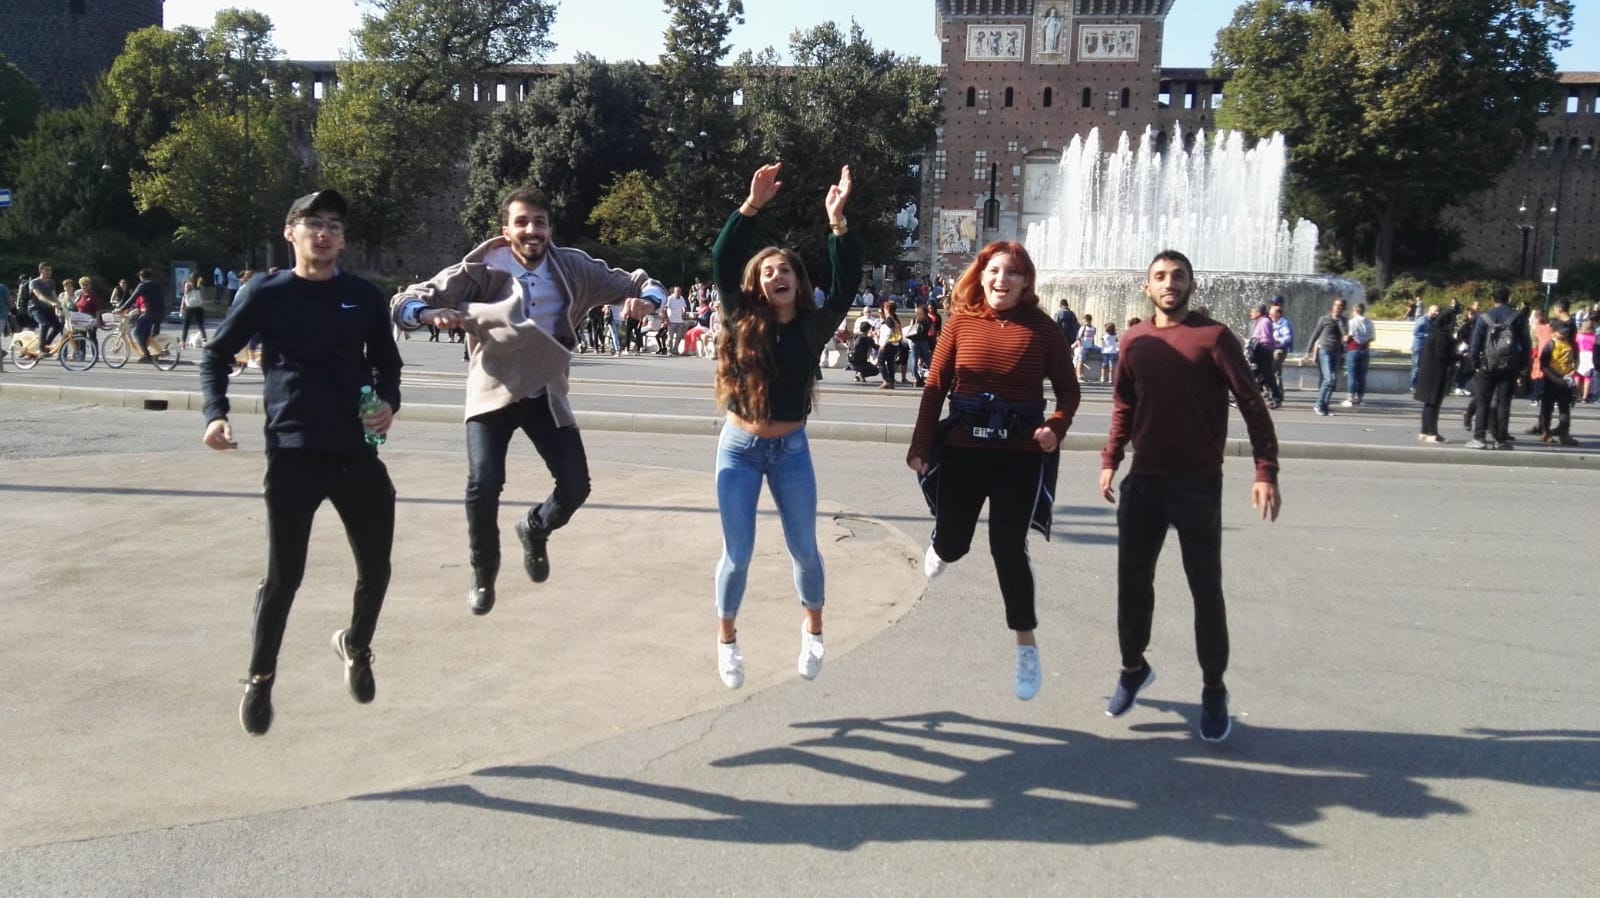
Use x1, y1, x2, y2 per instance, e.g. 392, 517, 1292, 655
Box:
297, 217, 346, 236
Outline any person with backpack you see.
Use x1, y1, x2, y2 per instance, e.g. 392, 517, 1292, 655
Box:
1537, 323, 1578, 445
1465, 286, 1529, 450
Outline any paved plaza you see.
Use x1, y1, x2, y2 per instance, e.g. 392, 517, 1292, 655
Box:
0, 377, 1596, 895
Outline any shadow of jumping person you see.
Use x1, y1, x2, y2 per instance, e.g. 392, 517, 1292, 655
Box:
357, 710, 1596, 852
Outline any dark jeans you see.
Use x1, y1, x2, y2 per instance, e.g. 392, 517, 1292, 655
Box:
31, 302, 61, 351
1471, 369, 1516, 442
1539, 378, 1573, 437
931, 445, 1044, 632
1252, 345, 1277, 401
251, 450, 395, 676
465, 395, 591, 576
1115, 474, 1229, 688
132, 313, 155, 356
180, 307, 208, 344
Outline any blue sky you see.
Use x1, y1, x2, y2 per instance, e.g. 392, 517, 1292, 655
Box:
164, 1, 1596, 71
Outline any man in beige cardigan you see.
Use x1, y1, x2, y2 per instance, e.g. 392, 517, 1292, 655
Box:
394, 186, 663, 616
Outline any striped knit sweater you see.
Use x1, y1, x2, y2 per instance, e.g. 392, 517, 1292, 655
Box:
909, 303, 1081, 462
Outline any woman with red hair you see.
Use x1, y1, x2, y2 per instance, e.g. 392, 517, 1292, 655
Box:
907, 241, 1080, 701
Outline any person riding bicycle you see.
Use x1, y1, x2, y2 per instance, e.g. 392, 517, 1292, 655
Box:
26, 262, 63, 355
116, 269, 165, 363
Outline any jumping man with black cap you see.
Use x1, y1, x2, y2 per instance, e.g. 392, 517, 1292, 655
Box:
200, 189, 404, 736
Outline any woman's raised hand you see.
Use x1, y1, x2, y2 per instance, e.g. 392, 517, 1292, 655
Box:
825, 165, 853, 224
746, 163, 783, 211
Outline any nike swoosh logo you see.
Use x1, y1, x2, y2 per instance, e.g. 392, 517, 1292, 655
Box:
340, 303, 359, 309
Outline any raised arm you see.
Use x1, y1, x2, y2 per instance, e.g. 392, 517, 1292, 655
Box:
818, 165, 862, 335
711, 163, 784, 317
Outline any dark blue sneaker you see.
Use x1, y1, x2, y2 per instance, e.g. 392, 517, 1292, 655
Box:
1200, 687, 1232, 742
1106, 663, 1155, 717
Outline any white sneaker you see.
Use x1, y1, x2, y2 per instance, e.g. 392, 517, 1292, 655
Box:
924, 545, 947, 579
1015, 644, 1041, 701
1340, 398, 1355, 407
717, 640, 744, 689
797, 625, 825, 680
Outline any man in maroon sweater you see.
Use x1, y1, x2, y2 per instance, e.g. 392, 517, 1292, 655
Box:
1097, 250, 1282, 743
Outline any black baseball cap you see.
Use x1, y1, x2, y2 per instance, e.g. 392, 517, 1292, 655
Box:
285, 189, 348, 224
1270, 295, 1285, 305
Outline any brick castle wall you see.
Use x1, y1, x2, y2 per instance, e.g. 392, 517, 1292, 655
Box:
0, 0, 163, 109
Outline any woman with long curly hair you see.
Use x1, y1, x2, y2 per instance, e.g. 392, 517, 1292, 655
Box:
907, 241, 1080, 702
708, 161, 860, 689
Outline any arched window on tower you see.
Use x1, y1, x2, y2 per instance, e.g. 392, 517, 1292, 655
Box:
1043, 87, 1053, 108
1081, 87, 1091, 108
1121, 87, 1131, 109
966, 87, 977, 107
1004, 87, 1014, 107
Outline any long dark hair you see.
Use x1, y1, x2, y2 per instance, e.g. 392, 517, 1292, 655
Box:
715, 246, 816, 422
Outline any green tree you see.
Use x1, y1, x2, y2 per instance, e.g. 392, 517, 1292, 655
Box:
735, 22, 941, 273
104, 9, 311, 263
649, 0, 751, 281
314, 0, 556, 263
589, 170, 665, 244
463, 56, 660, 241
0, 87, 151, 279
1214, 0, 1573, 285
0, 54, 44, 185
130, 103, 303, 261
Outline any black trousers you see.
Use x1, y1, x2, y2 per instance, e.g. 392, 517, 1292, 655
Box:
1539, 377, 1572, 437
251, 450, 395, 676
1116, 474, 1229, 688
931, 445, 1043, 631
464, 395, 591, 575
180, 307, 208, 344
1420, 401, 1441, 436
1471, 369, 1516, 442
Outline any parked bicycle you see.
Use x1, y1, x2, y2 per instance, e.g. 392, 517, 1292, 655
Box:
100, 311, 179, 371
7, 311, 100, 371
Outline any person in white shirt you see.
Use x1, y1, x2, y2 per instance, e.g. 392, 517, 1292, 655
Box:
1074, 312, 1098, 376
663, 286, 689, 355
1342, 302, 1376, 407
1099, 322, 1120, 384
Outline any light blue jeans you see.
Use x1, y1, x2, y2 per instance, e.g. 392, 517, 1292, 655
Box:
714, 422, 824, 620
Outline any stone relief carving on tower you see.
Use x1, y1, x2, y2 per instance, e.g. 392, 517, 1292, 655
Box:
966, 25, 1025, 62
1032, 5, 1070, 65
1078, 24, 1140, 62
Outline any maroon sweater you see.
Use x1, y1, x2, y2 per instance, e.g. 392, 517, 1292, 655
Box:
909, 303, 1080, 461
1100, 313, 1279, 483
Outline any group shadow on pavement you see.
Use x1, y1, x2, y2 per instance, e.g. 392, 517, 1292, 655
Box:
356, 709, 1599, 851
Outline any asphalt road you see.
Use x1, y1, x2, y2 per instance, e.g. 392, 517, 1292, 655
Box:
0, 395, 1595, 896
7, 333, 1600, 460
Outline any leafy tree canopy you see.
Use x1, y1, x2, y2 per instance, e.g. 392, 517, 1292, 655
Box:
1214, 0, 1573, 285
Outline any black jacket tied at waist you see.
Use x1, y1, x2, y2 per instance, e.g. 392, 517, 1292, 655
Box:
946, 391, 1047, 443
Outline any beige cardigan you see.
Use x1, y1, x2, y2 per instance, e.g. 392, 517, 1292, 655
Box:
392, 236, 654, 424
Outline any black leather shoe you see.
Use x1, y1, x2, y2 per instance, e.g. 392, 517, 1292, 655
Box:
467, 567, 497, 615
240, 675, 274, 736
515, 519, 550, 583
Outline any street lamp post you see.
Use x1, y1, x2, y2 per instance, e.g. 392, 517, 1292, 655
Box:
220, 36, 257, 269
1514, 198, 1533, 279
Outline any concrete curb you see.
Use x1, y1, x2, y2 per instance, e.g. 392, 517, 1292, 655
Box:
3, 380, 1597, 470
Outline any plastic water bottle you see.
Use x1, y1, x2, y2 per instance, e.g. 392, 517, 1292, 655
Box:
358, 385, 386, 446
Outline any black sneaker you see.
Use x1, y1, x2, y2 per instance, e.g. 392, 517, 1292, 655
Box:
239, 675, 274, 736
467, 567, 497, 616
331, 629, 376, 704
1106, 663, 1156, 717
1199, 687, 1232, 742
515, 519, 550, 583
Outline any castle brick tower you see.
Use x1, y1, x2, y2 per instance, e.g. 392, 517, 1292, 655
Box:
0, 0, 164, 108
